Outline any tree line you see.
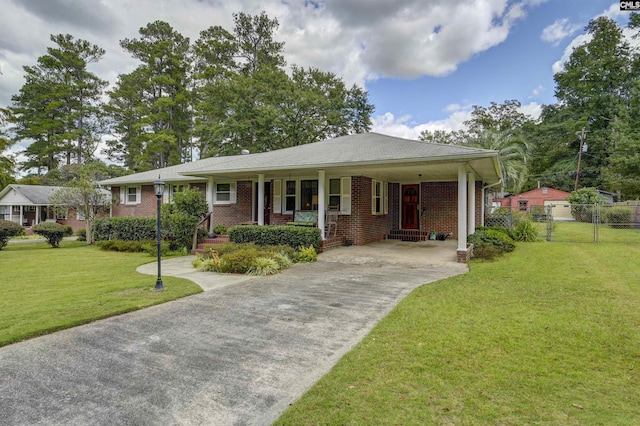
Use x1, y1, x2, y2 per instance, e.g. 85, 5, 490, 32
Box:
1, 11, 374, 185
420, 13, 640, 200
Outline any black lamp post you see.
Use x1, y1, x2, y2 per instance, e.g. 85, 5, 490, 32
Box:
153, 176, 165, 290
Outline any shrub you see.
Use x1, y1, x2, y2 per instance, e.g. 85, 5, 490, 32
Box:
162, 210, 199, 251
193, 242, 298, 274
603, 206, 632, 228
0, 219, 23, 250
214, 224, 228, 235
218, 248, 262, 274
296, 245, 318, 262
229, 225, 321, 251
76, 228, 87, 241
93, 217, 157, 241
468, 228, 516, 260
32, 222, 66, 248
514, 219, 538, 242
246, 257, 280, 276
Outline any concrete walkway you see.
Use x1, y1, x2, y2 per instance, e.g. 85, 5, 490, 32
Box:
0, 240, 466, 425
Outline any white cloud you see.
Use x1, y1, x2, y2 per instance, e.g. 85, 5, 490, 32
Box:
529, 85, 544, 99
0, 0, 547, 106
541, 18, 580, 45
372, 100, 543, 140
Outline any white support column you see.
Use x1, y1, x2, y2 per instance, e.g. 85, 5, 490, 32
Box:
9, 206, 13, 223
257, 174, 265, 226
36, 206, 41, 225
207, 176, 215, 234
467, 171, 476, 235
318, 170, 326, 240
19, 205, 24, 227
457, 164, 468, 252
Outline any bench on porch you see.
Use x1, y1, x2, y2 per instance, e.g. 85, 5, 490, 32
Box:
286, 210, 318, 227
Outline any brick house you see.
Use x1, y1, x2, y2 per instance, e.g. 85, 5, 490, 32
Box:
98, 133, 502, 261
499, 187, 572, 219
0, 184, 109, 233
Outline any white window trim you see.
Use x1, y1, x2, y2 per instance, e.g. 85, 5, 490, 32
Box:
371, 179, 388, 215
213, 182, 237, 205
120, 186, 141, 205
273, 179, 282, 214
283, 179, 298, 214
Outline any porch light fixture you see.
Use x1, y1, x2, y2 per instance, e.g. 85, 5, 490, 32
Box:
153, 176, 165, 291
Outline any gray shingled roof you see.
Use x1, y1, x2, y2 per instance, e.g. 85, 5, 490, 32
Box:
0, 185, 63, 205
98, 132, 501, 186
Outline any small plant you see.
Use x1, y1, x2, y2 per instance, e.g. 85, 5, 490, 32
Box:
247, 256, 280, 276
514, 219, 538, 242
62, 225, 73, 237
0, 219, 23, 250
214, 224, 228, 235
32, 222, 66, 248
468, 228, 516, 260
76, 228, 87, 241
296, 245, 318, 262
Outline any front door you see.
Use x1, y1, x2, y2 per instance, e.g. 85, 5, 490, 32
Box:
401, 184, 419, 229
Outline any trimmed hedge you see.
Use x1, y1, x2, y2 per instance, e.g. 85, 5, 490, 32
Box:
0, 219, 23, 250
32, 222, 66, 248
228, 225, 321, 251
468, 228, 516, 260
603, 206, 632, 228
93, 217, 157, 241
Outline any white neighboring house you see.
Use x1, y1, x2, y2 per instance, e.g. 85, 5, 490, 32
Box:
0, 184, 110, 233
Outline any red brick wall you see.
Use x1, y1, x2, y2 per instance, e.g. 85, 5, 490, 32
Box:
339, 176, 394, 245
212, 180, 253, 227
421, 181, 482, 239
111, 185, 157, 217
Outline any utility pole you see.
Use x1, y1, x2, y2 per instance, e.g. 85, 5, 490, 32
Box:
575, 127, 588, 191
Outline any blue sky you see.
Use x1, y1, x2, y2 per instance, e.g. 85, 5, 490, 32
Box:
0, 0, 633, 162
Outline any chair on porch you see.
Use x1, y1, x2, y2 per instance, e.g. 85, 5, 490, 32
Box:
325, 205, 339, 238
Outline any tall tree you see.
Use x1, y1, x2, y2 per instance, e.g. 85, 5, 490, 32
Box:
113, 21, 192, 170
11, 34, 107, 171
192, 12, 373, 157
551, 16, 632, 191
0, 106, 16, 190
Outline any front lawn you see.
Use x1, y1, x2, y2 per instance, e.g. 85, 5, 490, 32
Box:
276, 241, 640, 425
0, 241, 202, 347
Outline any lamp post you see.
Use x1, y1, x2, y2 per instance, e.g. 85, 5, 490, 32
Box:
153, 176, 165, 290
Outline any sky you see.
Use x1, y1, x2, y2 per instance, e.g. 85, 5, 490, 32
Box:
0, 0, 634, 165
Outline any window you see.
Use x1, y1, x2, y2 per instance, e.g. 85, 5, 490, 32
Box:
127, 187, 137, 203
214, 182, 236, 204
371, 179, 388, 215
518, 200, 528, 212
170, 184, 184, 202
285, 180, 296, 213
329, 179, 341, 211
25, 206, 36, 212
56, 209, 68, 220
301, 180, 318, 210
120, 186, 141, 205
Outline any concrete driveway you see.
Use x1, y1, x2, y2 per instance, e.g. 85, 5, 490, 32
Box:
0, 240, 466, 425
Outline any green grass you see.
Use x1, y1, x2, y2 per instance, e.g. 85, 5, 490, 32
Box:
275, 241, 640, 425
0, 241, 202, 347
533, 220, 640, 243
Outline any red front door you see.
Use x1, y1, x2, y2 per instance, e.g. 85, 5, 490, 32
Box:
401, 184, 419, 229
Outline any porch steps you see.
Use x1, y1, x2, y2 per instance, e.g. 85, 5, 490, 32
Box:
191, 235, 230, 255
386, 229, 431, 242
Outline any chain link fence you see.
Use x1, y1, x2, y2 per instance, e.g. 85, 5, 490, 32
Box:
545, 203, 640, 243
485, 204, 640, 243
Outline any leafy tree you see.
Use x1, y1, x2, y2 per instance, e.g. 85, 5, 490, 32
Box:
464, 100, 533, 138
0, 107, 16, 191
418, 129, 465, 145
466, 130, 530, 193
113, 21, 192, 170
192, 12, 373, 157
49, 163, 112, 244
161, 186, 208, 250
11, 34, 107, 172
